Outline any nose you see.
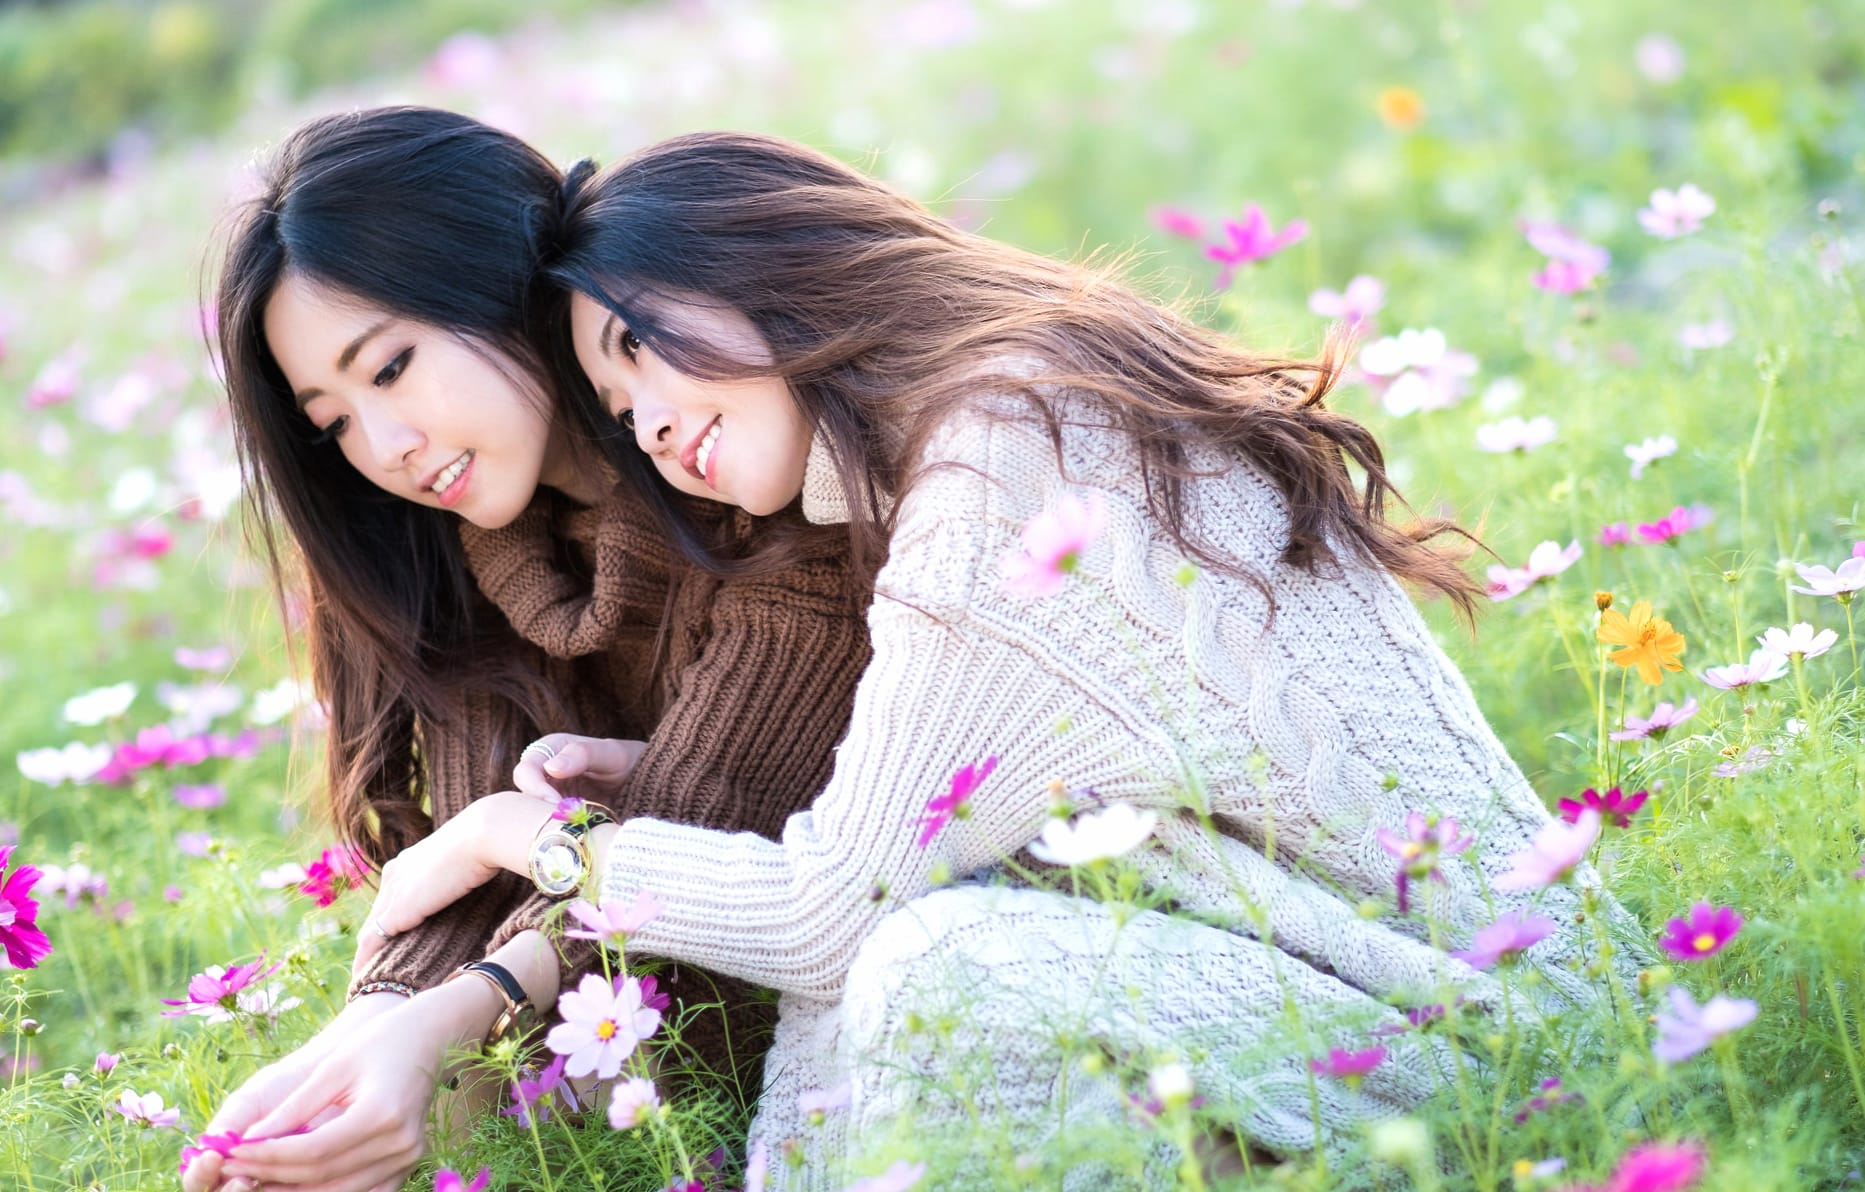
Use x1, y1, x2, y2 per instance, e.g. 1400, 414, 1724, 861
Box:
632, 397, 678, 456
360, 409, 424, 476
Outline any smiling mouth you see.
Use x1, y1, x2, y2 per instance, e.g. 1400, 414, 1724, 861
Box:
679, 416, 721, 486
429, 450, 474, 506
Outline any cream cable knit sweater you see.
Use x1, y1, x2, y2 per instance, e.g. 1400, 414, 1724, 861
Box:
600, 396, 1630, 1183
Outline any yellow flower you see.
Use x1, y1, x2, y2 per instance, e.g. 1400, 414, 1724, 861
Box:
1377, 86, 1427, 131
1597, 600, 1687, 685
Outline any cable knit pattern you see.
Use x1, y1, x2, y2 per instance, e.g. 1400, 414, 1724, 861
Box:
600, 397, 1644, 1186
350, 482, 871, 1079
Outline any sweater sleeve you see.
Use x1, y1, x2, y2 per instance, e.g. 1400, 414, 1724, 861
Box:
597, 415, 1189, 1001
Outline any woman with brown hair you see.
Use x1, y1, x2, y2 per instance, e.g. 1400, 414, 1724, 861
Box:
181, 109, 871, 1192
228, 130, 1639, 1189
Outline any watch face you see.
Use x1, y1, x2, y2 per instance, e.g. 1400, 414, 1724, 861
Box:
530, 832, 585, 897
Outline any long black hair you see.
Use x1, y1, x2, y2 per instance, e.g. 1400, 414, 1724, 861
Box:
216, 105, 606, 861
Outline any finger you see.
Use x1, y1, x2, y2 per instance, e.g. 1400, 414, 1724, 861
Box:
239, 1061, 347, 1145
511, 757, 564, 802
258, 1146, 423, 1192
181, 1150, 222, 1192
542, 740, 592, 780
229, 1107, 406, 1185
350, 926, 383, 980
550, 737, 643, 785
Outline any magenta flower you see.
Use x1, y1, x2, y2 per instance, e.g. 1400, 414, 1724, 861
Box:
1308, 275, 1386, 332
434, 1168, 492, 1192
1701, 649, 1788, 690
1653, 987, 1756, 1062
95, 1051, 119, 1074
1512, 1077, 1581, 1123
178, 1130, 247, 1177
1452, 910, 1558, 968
1205, 204, 1309, 286
1598, 522, 1634, 548
1000, 493, 1108, 597
1556, 787, 1648, 830
1611, 698, 1698, 741
1150, 205, 1205, 240
0, 845, 52, 970
1495, 810, 1600, 891
546, 973, 663, 1079
501, 1053, 581, 1128
172, 783, 227, 810
1522, 221, 1610, 293
916, 756, 998, 847
1600, 1140, 1707, 1192
563, 890, 664, 948
160, 956, 281, 1019
1634, 503, 1713, 545
607, 1076, 662, 1129
296, 844, 367, 907
114, 1088, 181, 1129
1374, 812, 1471, 913
1657, 903, 1743, 961
1309, 1045, 1386, 1080
1638, 185, 1716, 239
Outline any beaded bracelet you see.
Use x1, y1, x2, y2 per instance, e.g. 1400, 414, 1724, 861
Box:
347, 979, 417, 1002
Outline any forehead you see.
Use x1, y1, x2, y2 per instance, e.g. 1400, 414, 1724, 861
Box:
262, 275, 390, 370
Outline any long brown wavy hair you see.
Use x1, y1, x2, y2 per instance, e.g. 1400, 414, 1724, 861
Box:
215, 108, 614, 864
548, 131, 1479, 615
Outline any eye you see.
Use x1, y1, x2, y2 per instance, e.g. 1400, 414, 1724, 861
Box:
309, 415, 349, 445
619, 330, 641, 361
373, 347, 413, 387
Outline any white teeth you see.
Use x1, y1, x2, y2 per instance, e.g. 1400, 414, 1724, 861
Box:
431, 450, 473, 494
695, 419, 721, 477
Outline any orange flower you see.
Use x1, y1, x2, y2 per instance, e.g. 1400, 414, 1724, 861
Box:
1377, 86, 1427, 131
1597, 600, 1687, 685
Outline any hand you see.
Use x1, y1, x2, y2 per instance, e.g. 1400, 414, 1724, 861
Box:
350, 793, 555, 980
513, 734, 647, 803
220, 985, 488, 1192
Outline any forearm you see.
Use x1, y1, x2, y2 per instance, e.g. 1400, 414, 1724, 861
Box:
395, 929, 565, 1072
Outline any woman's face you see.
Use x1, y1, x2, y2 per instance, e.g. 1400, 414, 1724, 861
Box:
568, 292, 812, 516
264, 275, 579, 529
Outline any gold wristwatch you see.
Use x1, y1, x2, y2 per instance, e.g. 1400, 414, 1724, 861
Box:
444, 960, 535, 1050
527, 804, 615, 898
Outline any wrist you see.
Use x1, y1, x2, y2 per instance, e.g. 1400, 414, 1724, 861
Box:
587, 822, 620, 893
415, 972, 507, 1051
483, 793, 557, 877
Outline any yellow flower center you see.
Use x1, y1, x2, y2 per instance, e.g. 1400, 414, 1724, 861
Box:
1693, 933, 1718, 953
595, 1018, 618, 1041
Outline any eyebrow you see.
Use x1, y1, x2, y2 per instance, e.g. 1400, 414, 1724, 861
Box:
293, 318, 394, 409
597, 313, 618, 359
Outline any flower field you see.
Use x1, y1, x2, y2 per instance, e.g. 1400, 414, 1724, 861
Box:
1, 0, 1861, 1188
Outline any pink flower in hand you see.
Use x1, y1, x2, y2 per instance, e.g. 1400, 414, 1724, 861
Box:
1205, 205, 1309, 286
546, 973, 662, 1079
434, 1168, 492, 1192
999, 493, 1108, 597
563, 891, 664, 947
916, 756, 998, 847
1495, 810, 1600, 891
1657, 902, 1743, 961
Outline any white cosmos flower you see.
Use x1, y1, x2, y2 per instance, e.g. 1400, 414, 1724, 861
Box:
1758, 623, 1838, 660
63, 681, 136, 725
1791, 557, 1865, 599
1027, 803, 1158, 866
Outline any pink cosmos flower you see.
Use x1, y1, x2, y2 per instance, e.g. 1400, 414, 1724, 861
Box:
1635, 503, 1713, 545
1000, 493, 1108, 597
160, 956, 281, 1019
1676, 320, 1732, 350
1712, 744, 1776, 778
1486, 540, 1582, 601
844, 1160, 928, 1192
1308, 275, 1386, 333
1522, 222, 1610, 293
95, 1052, 119, 1074
1309, 1045, 1386, 1080
1513, 1077, 1581, 1123
1657, 902, 1743, 961
297, 844, 368, 907
1623, 435, 1677, 479
1150, 206, 1206, 239
1556, 787, 1648, 830
917, 755, 998, 847
1474, 414, 1557, 454
608, 1076, 662, 1129
1611, 698, 1698, 741
1757, 622, 1838, 660
1635, 34, 1686, 85
1653, 987, 1756, 1062
1205, 205, 1309, 287
1374, 812, 1472, 913
174, 645, 234, 672
433, 1168, 492, 1192
172, 783, 227, 810
1356, 328, 1480, 416
114, 1088, 181, 1129
1791, 556, 1865, 600
1701, 649, 1788, 690
0, 846, 52, 969
501, 1053, 581, 1128
26, 351, 81, 410
1598, 522, 1634, 548
1638, 185, 1716, 239
1602, 1140, 1707, 1192
546, 973, 663, 1079
1452, 910, 1558, 968
1495, 810, 1600, 891
563, 890, 665, 948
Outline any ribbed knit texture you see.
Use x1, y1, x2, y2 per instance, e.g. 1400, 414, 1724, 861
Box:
350, 482, 871, 1081
600, 400, 1645, 1187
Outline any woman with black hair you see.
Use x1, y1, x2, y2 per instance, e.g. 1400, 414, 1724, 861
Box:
182, 108, 871, 1192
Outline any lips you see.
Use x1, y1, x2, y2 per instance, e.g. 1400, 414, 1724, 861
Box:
677, 415, 721, 486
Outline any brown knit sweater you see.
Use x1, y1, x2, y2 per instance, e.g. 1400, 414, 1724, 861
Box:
349, 481, 871, 1082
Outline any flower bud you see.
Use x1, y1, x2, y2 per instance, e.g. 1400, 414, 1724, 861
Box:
1594, 590, 1613, 611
